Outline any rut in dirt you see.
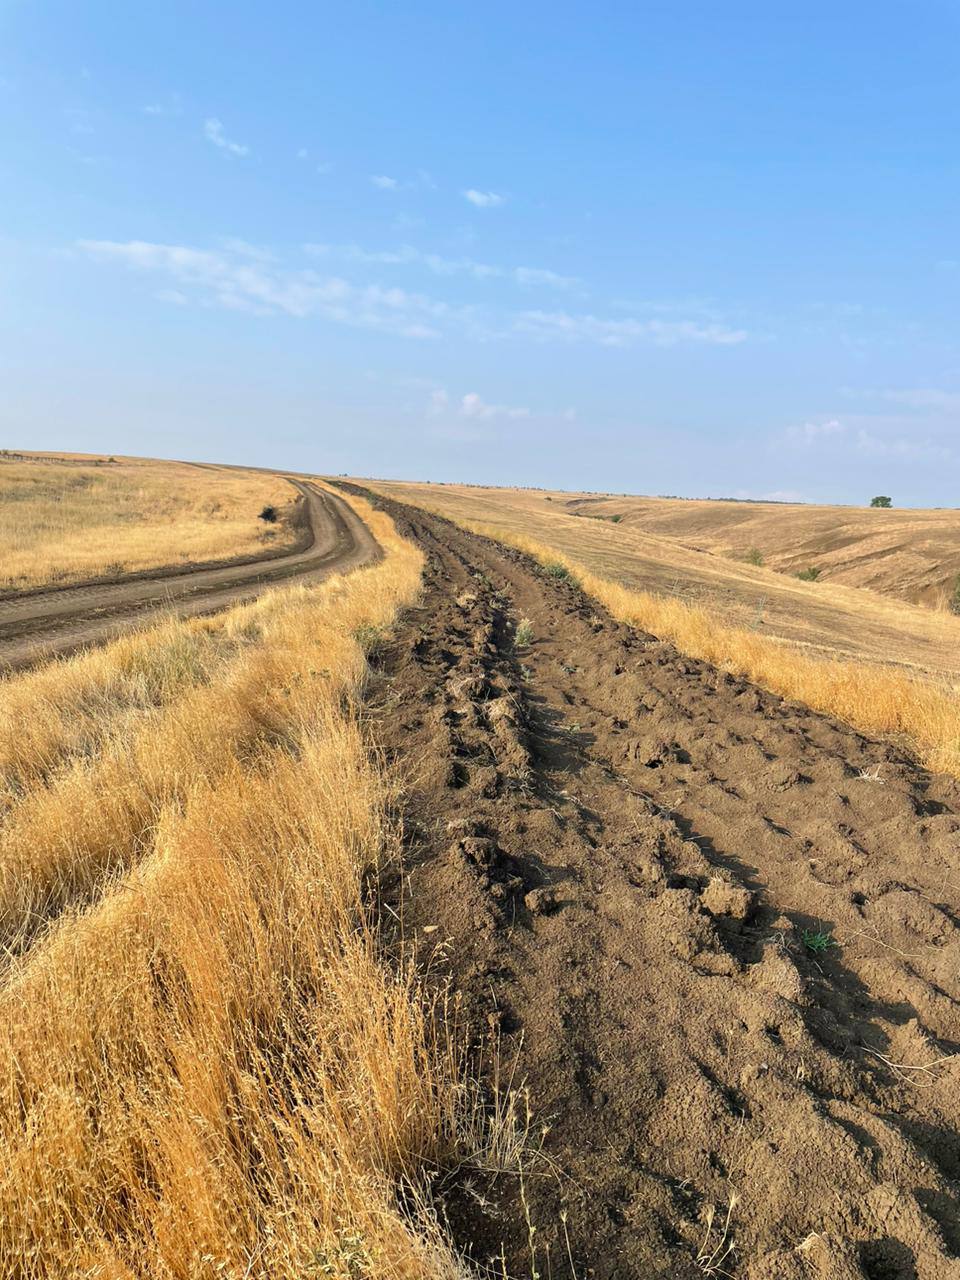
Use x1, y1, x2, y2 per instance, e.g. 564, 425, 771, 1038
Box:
338, 483, 960, 1280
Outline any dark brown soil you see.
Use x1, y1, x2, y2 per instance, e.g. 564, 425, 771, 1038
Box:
0, 482, 379, 671
342, 484, 960, 1280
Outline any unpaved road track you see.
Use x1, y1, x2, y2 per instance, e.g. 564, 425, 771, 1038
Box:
0, 481, 378, 670
341, 483, 960, 1280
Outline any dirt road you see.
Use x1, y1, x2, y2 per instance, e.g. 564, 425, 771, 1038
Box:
0, 481, 379, 670
343, 484, 960, 1280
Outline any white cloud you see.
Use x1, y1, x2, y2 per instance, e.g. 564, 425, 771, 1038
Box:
219, 237, 277, 263
203, 118, 249, 156
424, 384, 565, 423
515, 309, 748, 347
143, 94, 182, 118
876, 387, 960, 411
77, 238, 450, 338
785, 418, 845, 445
303, 241, 577, 289
514, 266, 572, 288
783, 414, 954, 462
463, 189, 505, 208
854, 427, 953, 461
459, 392, 530, 420
297, 147, 308, 159
371, 174, 399, 190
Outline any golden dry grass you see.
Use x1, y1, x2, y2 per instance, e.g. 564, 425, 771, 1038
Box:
552, 489, 960, 608
0, 454, 299, 590
0, 489, 500, 1279
365, 479, 960, 684
460, 518, 960, 779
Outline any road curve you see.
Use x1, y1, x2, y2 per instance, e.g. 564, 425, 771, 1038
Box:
0, 481, 381, 672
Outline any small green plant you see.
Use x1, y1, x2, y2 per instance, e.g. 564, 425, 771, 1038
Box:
609, 513, 623, 523
258, 504, 278, 523
543, 561, 580, 587
743, 547, 764, 567
870, 495, 892, 508
515, 617, 534, 647
800, 927, 837, 954
309, 1232, 376, 1276
796, 566, 821, 581
354, 623, 385, 656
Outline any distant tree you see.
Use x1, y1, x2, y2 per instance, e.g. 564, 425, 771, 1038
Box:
870, 495, 892, 508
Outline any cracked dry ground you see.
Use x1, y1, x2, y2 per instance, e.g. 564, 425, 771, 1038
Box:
343, 485, 960, 1280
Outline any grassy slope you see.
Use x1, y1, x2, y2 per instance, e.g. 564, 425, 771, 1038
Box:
0, 455, 299, 590
560, 490, 960, 607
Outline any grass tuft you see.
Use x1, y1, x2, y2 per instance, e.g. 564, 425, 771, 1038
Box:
515, 617, 534, 647
800, 928, 837, 954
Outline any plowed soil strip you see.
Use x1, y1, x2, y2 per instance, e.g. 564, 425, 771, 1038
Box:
0, 482, 379, 670
344, 484, 960, 1280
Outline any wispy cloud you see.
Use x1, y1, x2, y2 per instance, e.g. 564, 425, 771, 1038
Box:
426, 384, 572, 423
785, 418, 845, 445
782, 415, 954, 461
203, 118, 249, 156
143, 94, 182, 118
463, 189, 505, 208
459, 392, 530, 420
76, 237, 749, 356
77, 238, 451, 338
371, 171, 435, 192
872, 387, 960, 412
303, 241, 577, 290
515, 309, 748, 346
854, 426, 954, 461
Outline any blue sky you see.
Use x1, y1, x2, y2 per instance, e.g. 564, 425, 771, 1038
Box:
2, 1, 960, 505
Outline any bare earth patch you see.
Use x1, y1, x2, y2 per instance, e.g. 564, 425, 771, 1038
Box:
349, 483, 960, 1280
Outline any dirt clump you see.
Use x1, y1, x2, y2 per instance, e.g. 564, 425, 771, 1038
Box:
339, 483, 960, 1280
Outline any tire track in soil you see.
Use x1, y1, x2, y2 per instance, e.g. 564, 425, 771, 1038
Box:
340, 483, 960, 1280
0, 481, 380, 671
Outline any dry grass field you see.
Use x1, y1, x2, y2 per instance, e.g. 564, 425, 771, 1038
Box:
0, 486, 519, 1279
558, 490, 960, 608
0, 453, 299, 590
